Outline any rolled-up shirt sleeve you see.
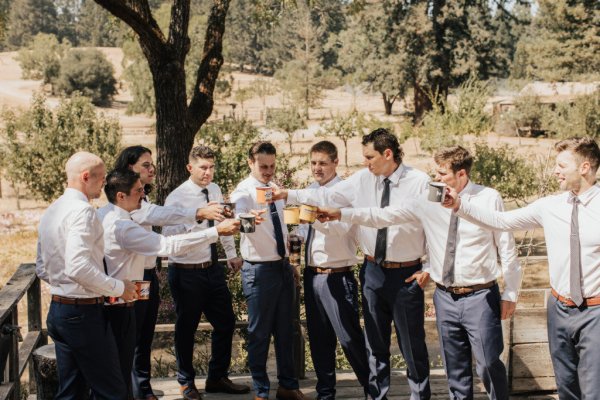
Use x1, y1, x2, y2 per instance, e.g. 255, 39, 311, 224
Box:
131, 201, 196, 226
340, 200, 420, 228
35, 238, 49, 283
457, 198, 543, 232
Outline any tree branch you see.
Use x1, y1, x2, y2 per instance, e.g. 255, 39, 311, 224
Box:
93, 0, 166, 56
168, 0, 191, 58
187, 0, 231, 132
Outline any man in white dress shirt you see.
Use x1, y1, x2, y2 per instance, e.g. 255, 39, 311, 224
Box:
230, 141, 311, 400
98, 168, 241, 399
319, 146, 522, 400
444, 138, 600, 400
298, 141, 370, 400
113, 145, 225, 400
163, 145, 251, 399
36, 152, 137, 400
275, 129, 431, 400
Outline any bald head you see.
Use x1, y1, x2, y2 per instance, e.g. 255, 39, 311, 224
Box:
65, 152, 106, 199
66, 152, 104, 181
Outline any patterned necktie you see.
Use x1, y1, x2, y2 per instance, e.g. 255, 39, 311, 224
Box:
374, 178, 391, 265
442, 213, 459, 287
304, 225, 313, 267
570, 195, 583, 306
270, 202, 286, 258
202, 188, 219, 266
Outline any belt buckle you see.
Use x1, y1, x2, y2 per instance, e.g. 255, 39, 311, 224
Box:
450, 286, 467, 295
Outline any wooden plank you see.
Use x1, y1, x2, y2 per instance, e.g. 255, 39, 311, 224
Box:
0, 382, 14, 400
517, 289, 549, 309
511, 343, 553, 379
17, 331, 42, 378
512, 309, 548, 344
511, 377, 557, 393
0, 264, 37, 326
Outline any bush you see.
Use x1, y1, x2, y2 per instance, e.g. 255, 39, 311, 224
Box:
16, 33, 69, 86
55, 49, 117, 105
542, 91, 600, 139
266, 107, 306, 154
0, 93, 122, 202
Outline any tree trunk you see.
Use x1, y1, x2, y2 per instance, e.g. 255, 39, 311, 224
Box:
343, 139, 349, 168
382, 92, 394, 115
413, 82, 433, 123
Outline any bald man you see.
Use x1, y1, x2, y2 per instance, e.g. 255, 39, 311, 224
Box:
37, 152, 137, 400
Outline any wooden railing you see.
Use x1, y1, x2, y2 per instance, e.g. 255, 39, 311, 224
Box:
0, 263, 47, 400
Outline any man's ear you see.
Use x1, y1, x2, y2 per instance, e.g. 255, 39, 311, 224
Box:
580, 160, 592, 176
186, 163, 193, 174
81, 170, 90, 183
383, 148, 393, 160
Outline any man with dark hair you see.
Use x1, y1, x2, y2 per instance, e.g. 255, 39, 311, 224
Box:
445, 137, 600, 400
299, 140, 370, 399
275, 129, 432, 400
318, 145, 522, 400
98, 169, 240, 399
163, 145, 250, 399
230, 141, 311, 400
36, 152, 138, 400
113, 145, 225, 400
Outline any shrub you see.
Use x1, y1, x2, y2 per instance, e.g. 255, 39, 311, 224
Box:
16, 33, 69, 87
265, 107, 306, 154
55, 49, 117, 105
0, 93, 122, 202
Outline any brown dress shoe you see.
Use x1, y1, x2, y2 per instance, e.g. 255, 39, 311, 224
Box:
180, 383, 203, 400
276, 387, 313, 400
205, 376, 251, 394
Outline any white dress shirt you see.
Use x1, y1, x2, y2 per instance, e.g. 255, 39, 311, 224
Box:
230, 175, 289, 262
457, 183, 600, 299
36, 188, 123, 298
342, 181, 522, 301
288, 165, 429, 262
131, 198, 198, 269
163, 179, 237, 263
296, 176, 361, 269
98, 203, 219, 283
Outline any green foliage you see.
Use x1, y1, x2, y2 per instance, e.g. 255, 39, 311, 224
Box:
16, 33, 70, 86
417, 79, 492, 153
55, 49, 117, 106
470, 142, 557, 204
234, 87, 254, 114
266, 107, 306, 154
318, 111, 367, 167
511, 0, 599, 82
0, 93, 122, 202
76, 0, 126, 47
4, 0, 57, 49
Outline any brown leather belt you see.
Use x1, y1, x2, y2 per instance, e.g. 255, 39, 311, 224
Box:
308, 266, 352, 274
551, 288, 600, 307
436, 281, 496, 295
365, 256, 421, 268
51, 295, 104, 305
105, 301, 135, 308
171, 261, 212, 269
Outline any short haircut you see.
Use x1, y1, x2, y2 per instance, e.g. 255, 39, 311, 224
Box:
434, 145, 474, 174
555, 137, 600, 173
113, 145, 152, 171
361, 128, 404, 164
104, 169, 140, 204
248, 141, 276, 161
310, 140, 338, 161
189, 145, 216, 163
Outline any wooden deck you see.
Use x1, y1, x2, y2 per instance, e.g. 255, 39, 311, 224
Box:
145, 370, 558, 399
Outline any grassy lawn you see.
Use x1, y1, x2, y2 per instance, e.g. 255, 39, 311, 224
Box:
0, 230, 37, 286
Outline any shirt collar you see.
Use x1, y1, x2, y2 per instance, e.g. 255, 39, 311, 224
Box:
379, 164, 405, 186
113, 204, 133, 220
64, 188, 89, 202
187, 178, 209, 195
458, 180, 474, 198
570, 184, 599, 206
249, 175, 271, 187
311, 175, 341, 189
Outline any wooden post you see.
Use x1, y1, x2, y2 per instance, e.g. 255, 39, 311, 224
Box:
32, 344, 59, 400
27, 277, 45, 394
8, 308, 19, 400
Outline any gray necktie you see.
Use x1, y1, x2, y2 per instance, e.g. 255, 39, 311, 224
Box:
442, 213, 459, 287
570, 195, 583, 306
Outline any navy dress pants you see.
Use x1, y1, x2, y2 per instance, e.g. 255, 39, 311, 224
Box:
132, 267, 160, 398
304, 267, 370, 399
242, 260, 299, 398
46, 301, 127, 400
360, 260, 430, 400
106, 305, 137, 399
168, 263, 236, 386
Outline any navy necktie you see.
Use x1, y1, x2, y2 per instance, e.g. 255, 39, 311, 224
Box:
374, 178, 391, 265
202, 188, 219, 266
304, 225, 313, 267
270, 202, 286, 258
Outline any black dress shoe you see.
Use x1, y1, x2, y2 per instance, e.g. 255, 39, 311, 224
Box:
205, 376, 251, 394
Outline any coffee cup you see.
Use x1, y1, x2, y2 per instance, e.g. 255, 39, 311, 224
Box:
133, 280, 151, 300
256, 186, 273, 205
428, 182, 447, 202
221, 202, 236, 218
239, 213, 256, 233
283, 206, 300, 224
299, 204, 318, 223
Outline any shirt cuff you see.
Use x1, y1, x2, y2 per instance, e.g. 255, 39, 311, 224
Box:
185, 207, 197, 222
340, 208, 353, 223
288, 190, 299, 204
112, 279, 125, 298
501, 288, 518, 302
225, 248, 238, 260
